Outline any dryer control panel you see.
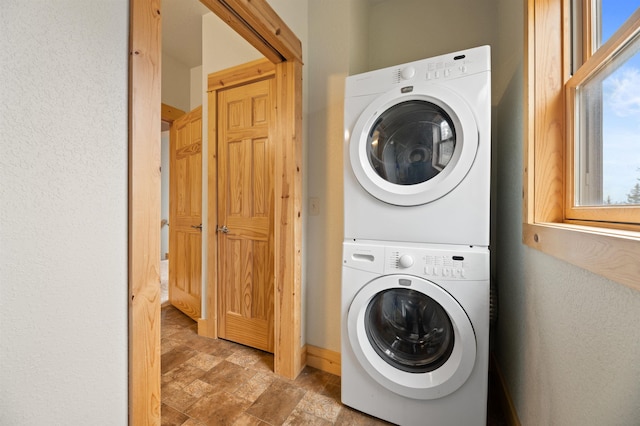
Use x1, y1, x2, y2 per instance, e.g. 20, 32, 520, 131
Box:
345, 45, 490, 98
343, 240, 489, 281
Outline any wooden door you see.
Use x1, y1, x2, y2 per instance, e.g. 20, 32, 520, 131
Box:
169, 106, 202, 320
217, 78, 275, 352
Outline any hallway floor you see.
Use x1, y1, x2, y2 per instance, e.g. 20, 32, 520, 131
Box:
161, 305, 507, 426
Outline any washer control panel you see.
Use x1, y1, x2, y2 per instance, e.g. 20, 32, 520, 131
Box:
389, 250, 471, 279
344, 240, 489, 281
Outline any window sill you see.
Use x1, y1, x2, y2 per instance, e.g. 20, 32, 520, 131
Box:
523, 222, 640, 291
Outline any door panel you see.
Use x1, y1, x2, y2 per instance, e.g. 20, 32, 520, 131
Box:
218, 78, 275, 352
169, 106, 203, 320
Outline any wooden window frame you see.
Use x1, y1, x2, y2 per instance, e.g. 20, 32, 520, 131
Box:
524, 0, 640, 291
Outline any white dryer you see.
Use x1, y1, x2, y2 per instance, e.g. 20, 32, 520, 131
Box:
341, 240, 489, 426
343, 46, 491, 246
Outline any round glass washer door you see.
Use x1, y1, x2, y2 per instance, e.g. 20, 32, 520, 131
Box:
349, 83, 479, 206
347, 274, 476, 400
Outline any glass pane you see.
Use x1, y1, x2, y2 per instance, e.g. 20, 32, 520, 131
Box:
367, 101, 456, 186
576, 32, 640, 206
598, 2, 640, 48
365, 288, 454, 373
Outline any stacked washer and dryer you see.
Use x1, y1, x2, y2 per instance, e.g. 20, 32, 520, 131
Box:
341, 46, 491, 426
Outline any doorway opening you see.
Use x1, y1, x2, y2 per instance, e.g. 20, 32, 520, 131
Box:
129, 1, 304, 423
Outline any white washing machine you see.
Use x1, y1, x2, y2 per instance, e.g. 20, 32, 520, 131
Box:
343, 46, 491, 246
341, 240, 489, 426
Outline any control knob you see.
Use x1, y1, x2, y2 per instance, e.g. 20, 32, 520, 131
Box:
400, 66, 415, 80
398, 254, 414, 268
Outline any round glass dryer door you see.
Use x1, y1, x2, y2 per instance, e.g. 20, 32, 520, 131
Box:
347, 274, 476, 399
349, 84, 479, 206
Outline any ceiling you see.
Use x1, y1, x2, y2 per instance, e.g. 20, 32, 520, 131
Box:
162, 0, 210, 69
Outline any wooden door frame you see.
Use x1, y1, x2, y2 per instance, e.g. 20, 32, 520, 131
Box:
161, 103, 186, 124
129, 1, 303, 424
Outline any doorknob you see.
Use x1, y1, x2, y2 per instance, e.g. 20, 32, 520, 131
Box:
191, 224, 203, 231
217, 225, 229, 234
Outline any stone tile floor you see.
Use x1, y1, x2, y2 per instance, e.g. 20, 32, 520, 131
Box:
161, 305, 507, 425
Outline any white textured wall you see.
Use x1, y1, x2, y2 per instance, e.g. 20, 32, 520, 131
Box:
162, 52, 191, 112
347, 0, 371, 75
494, 0, 640, 424
190, 65, 203, 110
305, 0, 369, 352
368, 0, 497, 67
0, 1, 128, 424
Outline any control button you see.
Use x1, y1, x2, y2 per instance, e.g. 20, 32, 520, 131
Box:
460, 268, 466, 278
426, 71, 433, 80
398, 254, 414, 268
443, 267, 451, 277
400, 66, 416, 80
433, 266, 440, 276
424, 266, 431, 275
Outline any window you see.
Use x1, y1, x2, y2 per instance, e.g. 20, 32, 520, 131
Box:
567, 2, 640, 224
525, 1, 640, 290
